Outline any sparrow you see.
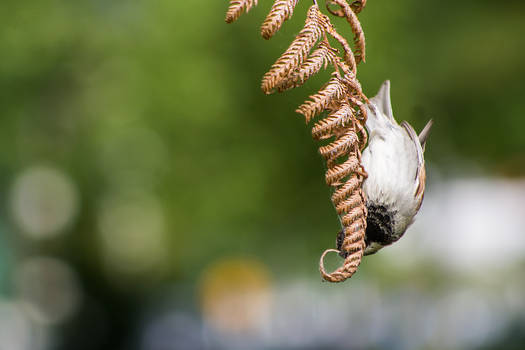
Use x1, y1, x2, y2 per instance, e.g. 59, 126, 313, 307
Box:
337, 80, 433, 256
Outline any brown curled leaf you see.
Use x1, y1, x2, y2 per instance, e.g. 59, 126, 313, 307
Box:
277, 40, 339, 92
296, 74, 347, 123
225, 0, 258, 23
261, 5, 326, 94
261, 0, 299, 39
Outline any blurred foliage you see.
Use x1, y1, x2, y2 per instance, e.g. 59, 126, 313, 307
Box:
0, 0, 524, 349
2, 0, 524, 273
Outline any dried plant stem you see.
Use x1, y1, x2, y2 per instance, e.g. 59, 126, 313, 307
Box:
326, 0, 366, 63
225, 0, 371, 282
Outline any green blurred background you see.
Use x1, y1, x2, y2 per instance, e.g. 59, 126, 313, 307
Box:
1, 0, 524, 349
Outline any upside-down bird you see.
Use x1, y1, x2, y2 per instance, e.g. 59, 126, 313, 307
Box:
338, 80, 433, 255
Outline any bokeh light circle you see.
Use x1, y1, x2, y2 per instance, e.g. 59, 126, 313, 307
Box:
14, 256, 82, 325
10, 166, 79, 239
199, 257, 272, 336
97, 191, 168, 277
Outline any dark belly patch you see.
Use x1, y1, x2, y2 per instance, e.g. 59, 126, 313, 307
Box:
336, 204, 396, 258
365, 204, 396, 246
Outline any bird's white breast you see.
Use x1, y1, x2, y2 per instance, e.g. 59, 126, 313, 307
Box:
361, 105, 421, 236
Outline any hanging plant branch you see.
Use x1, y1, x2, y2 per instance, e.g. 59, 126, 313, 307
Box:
225, 0, 371, 282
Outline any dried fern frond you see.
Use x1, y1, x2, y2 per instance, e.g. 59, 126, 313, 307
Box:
225, 0, 371, 283
262, 5, 326, 94
352, 113, 368, 147
319, 130, 359, 162
320, 143, 367, 282
277, 40, 339, 92
261, 0, 299, 39
335, 190, 364, 214
340, 71, 363, 95
331, 173, 361, 205
325, 156, 361, 185
296, 74, 347, 123
312, 98, 368, 283
326, 0, 366, 63
311, 103, 354, 140
324, 23, 357, 73
323, 185, 367, 282
350, 0, 367, 14
340, 204, 366, 226
225, 0, 258, 23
